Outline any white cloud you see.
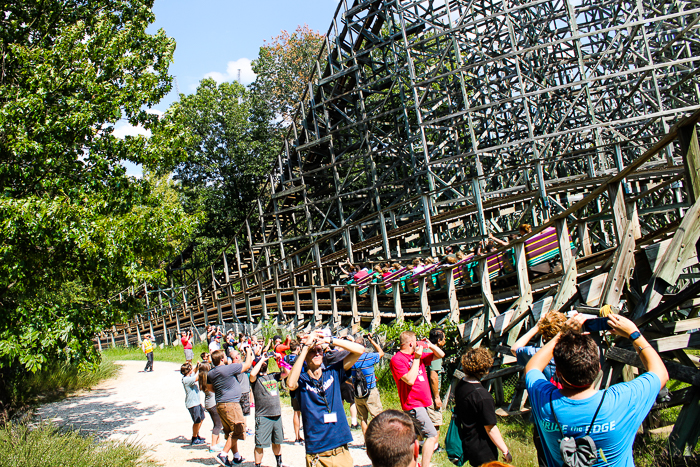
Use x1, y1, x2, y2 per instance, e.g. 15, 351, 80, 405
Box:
203, 58, 256, 85
113, 122, 151, 139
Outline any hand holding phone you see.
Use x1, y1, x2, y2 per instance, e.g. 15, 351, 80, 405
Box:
583, 317, 611, 332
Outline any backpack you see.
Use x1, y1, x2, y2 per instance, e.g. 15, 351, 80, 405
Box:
445, 407, 465, 465
352, 356, 370, 399
550, 390, 608, 467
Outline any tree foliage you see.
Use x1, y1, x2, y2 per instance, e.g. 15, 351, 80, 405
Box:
0, 0, 196, 373
152, 79, 278, 259
251, 25, 325, 128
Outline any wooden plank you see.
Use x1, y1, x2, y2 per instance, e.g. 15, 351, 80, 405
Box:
531, 296, 553, 321
601, 220, 636, 307
670, 387, 700, 456
418, 276, 431, 323
679, 123, 700, 204
605, 347, 700, 386
552, 252, 578, 311
447, 268, 460, 322
578, 222, 593, 256
578, 273, 608, 307
657, 199, 700, 285
664, 317, 700, 333
634, 199, 700, 319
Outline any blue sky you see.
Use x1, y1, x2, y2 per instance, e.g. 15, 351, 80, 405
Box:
117, 0, 339, 175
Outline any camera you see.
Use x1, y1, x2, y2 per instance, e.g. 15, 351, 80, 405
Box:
583, 317, 611, 332
265, 352, 276, 359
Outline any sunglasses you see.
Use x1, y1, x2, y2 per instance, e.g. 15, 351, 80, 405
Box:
308, 346, 324, 355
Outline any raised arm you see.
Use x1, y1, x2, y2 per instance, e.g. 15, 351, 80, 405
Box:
426, 341, 445, 359
488, 232, 509, 247
368, 334, 384, 359
608, 314, 668, 388
511, 320, 541, 356
400, 345, 425, 385
249, 355, 266, 383
287, 333, 316, 391
328, 336, 366, 371
241, 346, 254, 373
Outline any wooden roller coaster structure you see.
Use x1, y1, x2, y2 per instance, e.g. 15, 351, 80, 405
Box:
102, 0, 700, 455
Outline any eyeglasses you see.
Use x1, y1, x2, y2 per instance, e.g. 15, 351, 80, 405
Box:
308, 346, 324, 355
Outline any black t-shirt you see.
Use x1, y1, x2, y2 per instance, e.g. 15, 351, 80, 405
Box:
454, 379, 499, 466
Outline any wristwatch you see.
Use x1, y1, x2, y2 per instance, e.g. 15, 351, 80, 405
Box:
629, 331, 641, 341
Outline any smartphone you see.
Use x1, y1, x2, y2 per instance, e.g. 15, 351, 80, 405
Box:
320, 328, 332, 338
584, 317, 611, 332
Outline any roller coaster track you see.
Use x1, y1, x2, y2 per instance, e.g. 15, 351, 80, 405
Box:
102, 0, 700, 453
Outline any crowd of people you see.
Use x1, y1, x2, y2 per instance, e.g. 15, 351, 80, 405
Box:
168, 310, 667, 467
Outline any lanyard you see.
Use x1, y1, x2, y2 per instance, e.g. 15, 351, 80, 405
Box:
309, 369, 332, 414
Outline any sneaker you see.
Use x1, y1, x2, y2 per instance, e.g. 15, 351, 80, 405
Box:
294, 438, 304, 446
232, 454, 245, 464
196, 435, 206, 441
215, 453, 232, 467
350, 424, 360, 431
209, 446, 220, 453
191, 437, 206, 446
434, 444, 444, 453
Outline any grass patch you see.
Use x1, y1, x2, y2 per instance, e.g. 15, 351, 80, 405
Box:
101, 343, 209, 364
0, 422, 156, 467
6, 360, 120, 416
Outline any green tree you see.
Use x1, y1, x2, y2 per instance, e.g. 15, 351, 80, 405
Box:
0, 0, 194, 376
251, 25, 325, 128
152, 78, 278, 261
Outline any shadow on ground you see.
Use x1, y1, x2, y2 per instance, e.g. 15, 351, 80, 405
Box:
34, 388, 161, 440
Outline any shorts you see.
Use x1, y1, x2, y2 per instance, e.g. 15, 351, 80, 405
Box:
188, 404, 205, 424
291, 393, 301, 412
254, 415, 284, 448
240, 391, 251, 416
427, 404, 444, 426
356, 387, 383, 422
405, 406, 438, 440
206, 406, 223, 436
305, 444, 352, 467
340, 381, 354, 404
216, 402, 246, 440
184, 349, 194, 361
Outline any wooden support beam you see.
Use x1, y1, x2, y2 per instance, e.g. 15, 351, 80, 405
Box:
418, 276, 431, 323
600, 220, 636, 307
605, 347, 700, 386
370, 284, 381, 330
577, 222, 593, 256
293, 287, 302, 328
680, 122, 700, 204
670, 387, 700, 457
312, 287, 321, 326
446, 268, 459, 323
393, 281, 404, 324
633, 199, 700, 319
330, 285, 340, 329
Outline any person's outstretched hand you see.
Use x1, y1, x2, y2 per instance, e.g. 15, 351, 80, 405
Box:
607, 314, 639, 339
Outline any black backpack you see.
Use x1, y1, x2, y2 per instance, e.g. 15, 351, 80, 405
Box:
550, 390, 608, 467
352, 356, 370, 399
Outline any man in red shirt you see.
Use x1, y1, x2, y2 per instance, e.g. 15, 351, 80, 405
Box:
181, 330, 194, 364
390, 331, 445, 467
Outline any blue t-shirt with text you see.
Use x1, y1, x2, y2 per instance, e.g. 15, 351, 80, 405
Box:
297, 361, 353, 454
526, 370, 660, 467
351, 352, 381, 390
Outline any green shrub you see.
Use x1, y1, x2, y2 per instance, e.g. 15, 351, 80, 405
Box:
0, 422, 155, 467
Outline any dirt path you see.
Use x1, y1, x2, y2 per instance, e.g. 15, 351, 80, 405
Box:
35, 360, 371, 467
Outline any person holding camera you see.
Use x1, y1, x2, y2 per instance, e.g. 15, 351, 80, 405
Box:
208, 346, 254, 466
287, 330, 365, 467
351, 333, 384, 436
250, 351, 291, 467
525, 312, 668, 467
182, 330, 194, 364
181, 361, 206, 445
389, 331, 445, 467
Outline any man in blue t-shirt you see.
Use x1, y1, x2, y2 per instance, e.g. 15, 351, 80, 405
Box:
351, 333, 384, 436
525, 313, 668, 467
287, 330, 366, 467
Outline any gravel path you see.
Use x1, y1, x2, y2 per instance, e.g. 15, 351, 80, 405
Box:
34, 360, 372, 467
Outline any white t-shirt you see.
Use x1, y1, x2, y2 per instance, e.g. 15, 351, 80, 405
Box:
209, 340, 221, 353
